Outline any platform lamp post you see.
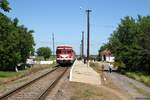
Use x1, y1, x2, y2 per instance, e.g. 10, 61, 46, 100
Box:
86, 9, 92, 66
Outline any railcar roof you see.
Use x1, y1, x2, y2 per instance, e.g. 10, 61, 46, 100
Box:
56, 45, 72, 48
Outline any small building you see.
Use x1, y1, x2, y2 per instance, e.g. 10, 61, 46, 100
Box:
100, 49, 115, 62
26, 56, 36, 65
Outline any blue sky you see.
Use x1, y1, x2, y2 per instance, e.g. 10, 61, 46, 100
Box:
4, 0, 150, 55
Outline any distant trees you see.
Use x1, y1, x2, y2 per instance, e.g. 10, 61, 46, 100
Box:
0, 13, 35, 71
0, 0, 11, 12
100, 16, 150, 73
37, 47, 52, 60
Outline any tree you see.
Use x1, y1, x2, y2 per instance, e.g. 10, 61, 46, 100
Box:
0, 0, 11, 12
109, 16, 137, 70
37, 47, 52, 60
0, 13, 35, 71
17, 25, 35, 63
99, 43, 110, 53
0, 1, 34, 71
100, 16, 150, 73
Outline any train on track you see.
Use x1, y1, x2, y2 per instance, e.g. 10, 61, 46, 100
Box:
56, 45, 76, 65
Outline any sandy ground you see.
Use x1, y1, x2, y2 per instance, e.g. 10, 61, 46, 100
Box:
51, 61, 132, 100
51, 76, 132, 100
71, 60, 101, 85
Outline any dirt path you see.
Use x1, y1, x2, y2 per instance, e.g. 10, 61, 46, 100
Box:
98, 62, 150, 100
107, 72, 150, 99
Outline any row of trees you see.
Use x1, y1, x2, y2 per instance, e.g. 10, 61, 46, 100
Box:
0, 2, 35, 70
37, 47, 52, 60
100, 16, 150, 73
0, 1, 53, 71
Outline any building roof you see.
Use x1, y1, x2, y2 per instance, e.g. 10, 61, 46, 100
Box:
100, 49, 112, 56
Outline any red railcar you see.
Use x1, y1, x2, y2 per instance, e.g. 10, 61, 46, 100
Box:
56, 45, 75, 65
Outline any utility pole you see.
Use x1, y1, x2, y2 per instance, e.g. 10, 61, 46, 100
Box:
82, 31, 84, 58
52, 33, 55, 61
80, 42, 82, 57
86, 9, 92, 63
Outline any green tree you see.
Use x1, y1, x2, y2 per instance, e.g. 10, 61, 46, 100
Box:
109, 16, 137, 70
136, 16, 150, 72
37, 47, 52, 60
0, 13, 35, 71
99, 43, 110, 53
100, 16, 150, 73
17, 25, 35, 63
0, 0, 11, 12
0, 13, 20, 70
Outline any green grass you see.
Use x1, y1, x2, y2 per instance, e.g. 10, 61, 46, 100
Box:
0, 71, 24, 78
0, 63, 57, 78
126, 72, 150, 86
89, 62, 102, 74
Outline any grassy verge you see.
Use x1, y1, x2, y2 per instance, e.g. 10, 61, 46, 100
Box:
125, 72, 150, 87
0, 71, 24, 78
90, 62, 150, 87
70, 82, 121, 100
89, 62, 102, 73
0, 63, 57, 84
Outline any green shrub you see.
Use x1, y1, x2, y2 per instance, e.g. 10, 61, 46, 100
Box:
126, 72, 150, 86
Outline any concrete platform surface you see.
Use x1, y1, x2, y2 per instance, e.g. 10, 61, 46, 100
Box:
70, 60, 101, 86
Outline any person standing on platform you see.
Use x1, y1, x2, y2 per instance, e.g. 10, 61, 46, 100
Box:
108, 63, 113, 73
83, 56, 86, 64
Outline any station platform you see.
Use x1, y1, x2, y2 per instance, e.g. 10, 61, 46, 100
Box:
70, 60, 101, 86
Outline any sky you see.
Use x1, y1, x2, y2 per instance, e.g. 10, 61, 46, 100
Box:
3, 0, 150, 55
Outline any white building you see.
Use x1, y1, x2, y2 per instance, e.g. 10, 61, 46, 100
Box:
100, 50, 115, 62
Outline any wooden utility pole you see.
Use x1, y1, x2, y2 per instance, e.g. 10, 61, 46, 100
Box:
86, 9, 92, 62
80, 42, 82, 57
82, 31, 84, 58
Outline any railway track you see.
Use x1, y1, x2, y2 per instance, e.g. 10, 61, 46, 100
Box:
37, 67, 68, 100
0, 66, 68, 100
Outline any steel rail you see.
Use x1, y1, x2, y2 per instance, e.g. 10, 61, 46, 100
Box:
0, 65, 60, 100
37, 67, 68, 100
